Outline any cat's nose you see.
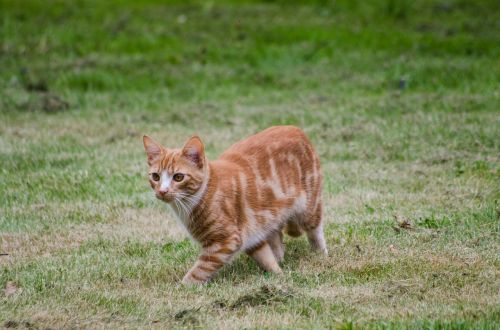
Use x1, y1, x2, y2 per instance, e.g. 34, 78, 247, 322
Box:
158, 189, 169, 196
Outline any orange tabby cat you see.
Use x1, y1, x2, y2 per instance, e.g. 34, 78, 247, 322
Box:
143, 126, 327, 284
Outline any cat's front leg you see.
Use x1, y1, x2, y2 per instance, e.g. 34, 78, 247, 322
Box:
246, 241, 282, 274
181, 236, 241, 285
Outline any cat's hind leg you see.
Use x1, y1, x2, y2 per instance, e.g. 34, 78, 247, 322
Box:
304, 205, 328, 255
246, 242, 282, 274
284, 216, 303, 237
306, 224, 328, 255
267, 231, 284, 263
285, 204, 328, 255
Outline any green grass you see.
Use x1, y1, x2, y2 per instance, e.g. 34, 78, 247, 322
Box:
1, 0, 499, 328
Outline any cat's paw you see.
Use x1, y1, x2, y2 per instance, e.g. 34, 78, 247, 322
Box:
181, 273, 206, 285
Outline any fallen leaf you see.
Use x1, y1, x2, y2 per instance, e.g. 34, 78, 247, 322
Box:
393, 215, 413, 231
399, 220, 413, 229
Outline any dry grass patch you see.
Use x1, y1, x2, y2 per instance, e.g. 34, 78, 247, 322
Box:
1, 206, 185, 267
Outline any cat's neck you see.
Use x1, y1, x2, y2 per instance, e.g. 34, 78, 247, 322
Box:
170, 160, 210, 224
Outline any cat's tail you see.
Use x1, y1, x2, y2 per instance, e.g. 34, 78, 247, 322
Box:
285, 221, 303, 237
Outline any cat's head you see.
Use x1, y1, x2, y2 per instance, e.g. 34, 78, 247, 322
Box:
142, 135, 207, 203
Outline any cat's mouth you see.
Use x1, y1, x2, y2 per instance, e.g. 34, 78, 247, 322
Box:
156, 193, 174, 202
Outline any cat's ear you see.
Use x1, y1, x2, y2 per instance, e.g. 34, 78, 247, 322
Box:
143, 135, 163, 165
182, 136, 205, 168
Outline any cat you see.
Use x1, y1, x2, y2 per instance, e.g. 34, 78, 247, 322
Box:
143, 125, 327, 284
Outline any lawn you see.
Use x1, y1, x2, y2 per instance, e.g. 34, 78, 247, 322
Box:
1, 0, 499, 328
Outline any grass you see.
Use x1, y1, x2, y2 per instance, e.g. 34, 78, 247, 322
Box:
1, 0, 499, 328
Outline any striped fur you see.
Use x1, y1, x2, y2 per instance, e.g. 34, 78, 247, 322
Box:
143, 126, 327, 284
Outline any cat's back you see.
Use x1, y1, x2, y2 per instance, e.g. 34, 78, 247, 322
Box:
219, 125, 315, 161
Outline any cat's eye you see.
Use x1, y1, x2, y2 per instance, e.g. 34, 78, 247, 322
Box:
151, 173, 160, 182
173, 173, 184, 182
